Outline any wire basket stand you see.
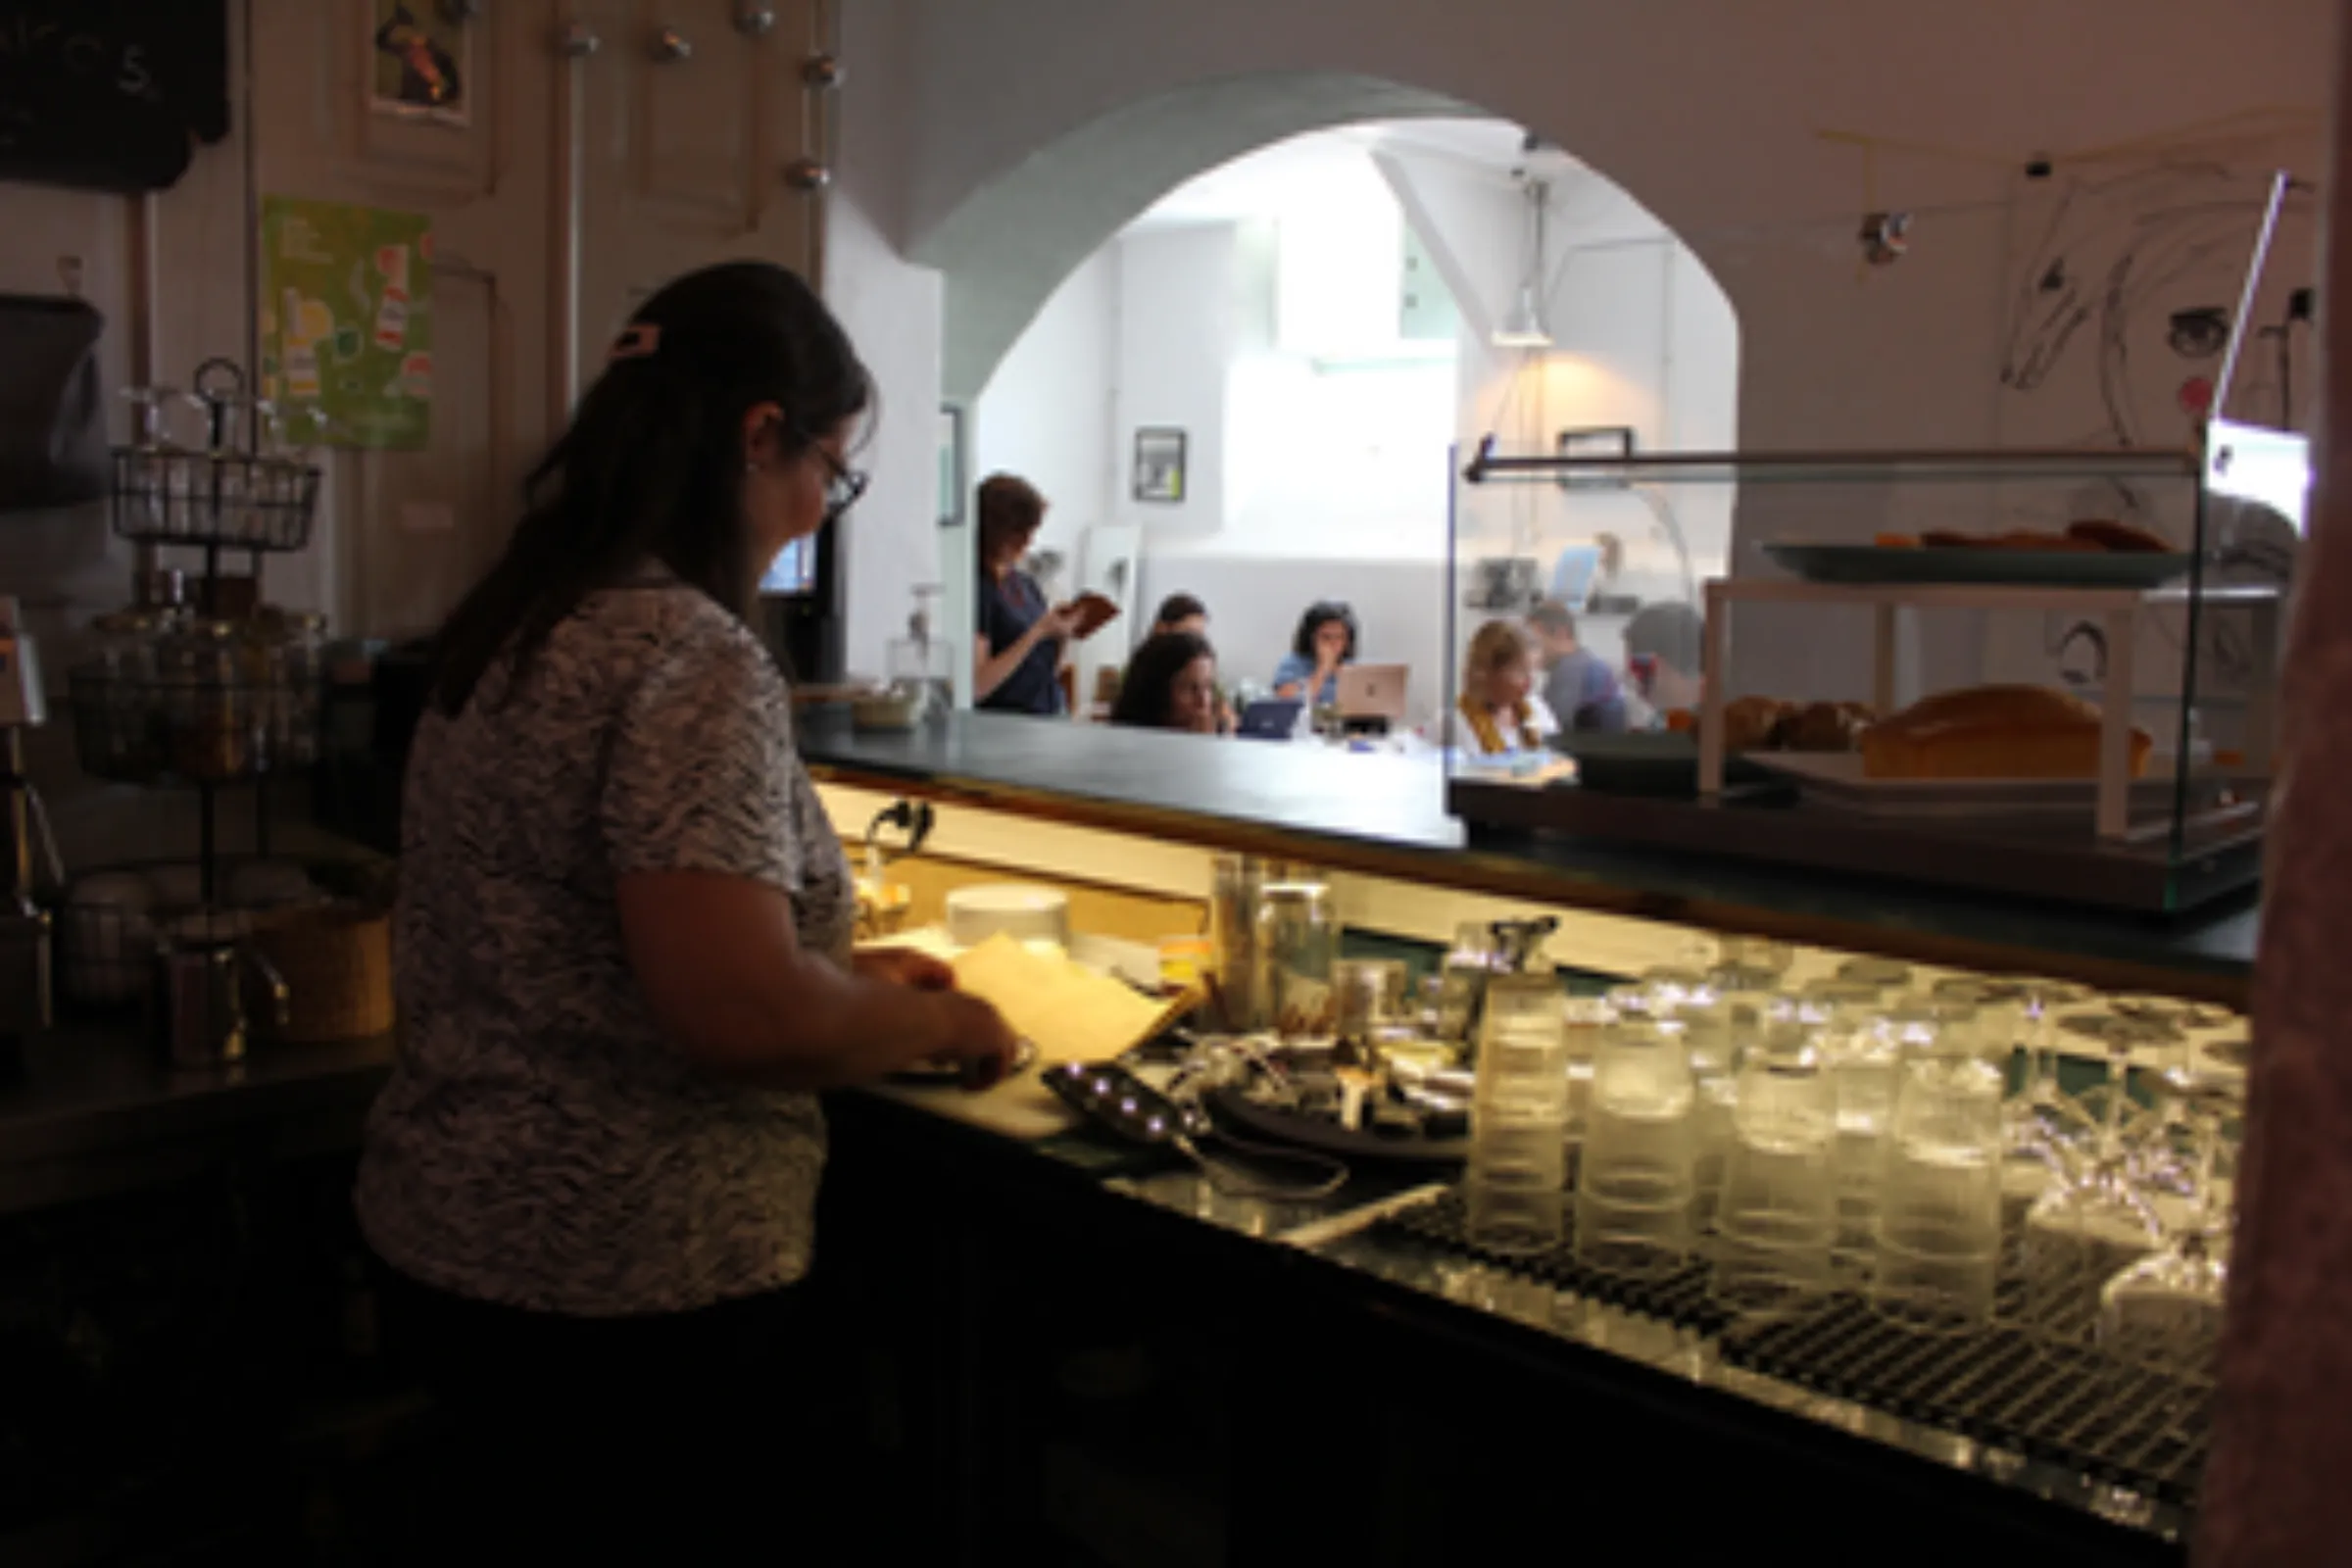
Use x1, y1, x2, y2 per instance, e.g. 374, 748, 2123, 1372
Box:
94, 358, 327, 908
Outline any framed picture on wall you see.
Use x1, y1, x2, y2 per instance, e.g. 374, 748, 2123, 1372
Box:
1556, 425, 1635, 490
1133, 427, 1187, 503
937, 403, 966, 526
369, 1, 472, 126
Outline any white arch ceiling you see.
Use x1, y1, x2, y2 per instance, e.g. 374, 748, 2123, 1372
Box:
910, 72, 1478, 401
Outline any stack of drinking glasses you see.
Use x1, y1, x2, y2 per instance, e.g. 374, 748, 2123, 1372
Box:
1575, 1013, 1697, 1278
1464, 975, 1572, 1255
1711, 1025, 1838, 1313
1870, 1045, 2008, 1333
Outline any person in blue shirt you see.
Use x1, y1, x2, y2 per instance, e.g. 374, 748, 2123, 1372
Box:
1271, 600, 1358, 708
1526, 599, 1628, 733
971, 473, 1074, 715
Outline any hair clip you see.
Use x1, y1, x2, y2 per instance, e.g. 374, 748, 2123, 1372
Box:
608, 322, 662, 363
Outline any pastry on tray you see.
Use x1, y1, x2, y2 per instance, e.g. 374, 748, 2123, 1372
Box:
2065, 518, 2172, 553
1783, 699, 1875, 752
1697, 696, 1877, 755
1859, 684, 2151, 780
1720, 695, 1792, 752
1878, 520, 2173, 555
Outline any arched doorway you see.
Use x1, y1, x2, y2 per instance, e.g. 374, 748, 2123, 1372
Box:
928, 83, 1739, 720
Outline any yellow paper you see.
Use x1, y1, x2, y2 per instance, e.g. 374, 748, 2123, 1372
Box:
949, 932, 1192, 1063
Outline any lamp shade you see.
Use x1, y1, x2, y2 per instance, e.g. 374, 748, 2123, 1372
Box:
1492, 282, 1552, 348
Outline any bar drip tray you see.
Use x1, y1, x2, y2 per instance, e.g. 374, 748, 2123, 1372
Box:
1382, 1186, 1735, 1336
1374, 1189, 2211, 1511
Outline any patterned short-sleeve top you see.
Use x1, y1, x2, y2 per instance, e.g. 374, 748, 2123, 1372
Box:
355, 570, 852, 1317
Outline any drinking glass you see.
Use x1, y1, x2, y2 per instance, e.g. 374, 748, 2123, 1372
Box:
2096, 1069, 2238, 1376
1435, 920, 1500, 1044
2020, 1032, 2164, 1346
1575, 1016, 1696, 1277
119, 385, 185, 536
1821, 1013, 1904, 1281
1560, 996, 1614, 1171
1466, 975, 1571, 1254
1871, 1054, 2005, 1334
1712, 1030, 1838, 1314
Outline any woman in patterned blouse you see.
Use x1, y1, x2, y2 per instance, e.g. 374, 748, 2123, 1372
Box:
354, 261, 1017, 1556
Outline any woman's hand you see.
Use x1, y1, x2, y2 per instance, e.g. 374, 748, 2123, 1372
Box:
1036, 603, 1081, 645
854, 948, 1018, 1089
854, 947, 955, 991
930, 991, 1023, 1091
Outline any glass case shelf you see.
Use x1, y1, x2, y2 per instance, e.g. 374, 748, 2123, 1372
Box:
1445, 440, 2296, 914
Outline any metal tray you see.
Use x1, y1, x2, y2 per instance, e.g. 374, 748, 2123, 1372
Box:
1208, 1087, 1469, 1165
1745, 752, 2196, 818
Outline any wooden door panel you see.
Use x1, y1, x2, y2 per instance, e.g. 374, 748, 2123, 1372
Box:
573, 0, 819, 384
251, 0, 500, 202
249, 1, 554, 638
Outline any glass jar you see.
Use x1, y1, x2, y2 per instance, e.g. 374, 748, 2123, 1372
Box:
160, 619, 252, 781
88, 609, 166, 781
274, 611, 327, 766
1252, 881, 1338, 1037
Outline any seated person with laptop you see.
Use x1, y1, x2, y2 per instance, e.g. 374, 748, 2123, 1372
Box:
1270, 601, 1359, 708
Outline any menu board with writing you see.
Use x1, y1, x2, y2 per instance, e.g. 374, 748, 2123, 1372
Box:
257, 196, 432, 451
0, 0, 231, 192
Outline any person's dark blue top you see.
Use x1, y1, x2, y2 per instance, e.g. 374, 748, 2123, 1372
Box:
1543, 645, 1628, 733
978, 568, 1065, 715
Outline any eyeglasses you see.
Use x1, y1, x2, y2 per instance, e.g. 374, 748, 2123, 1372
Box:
814, 444, 869, 524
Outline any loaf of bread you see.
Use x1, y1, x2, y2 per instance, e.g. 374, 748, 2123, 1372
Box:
1859, 685, 2151, 780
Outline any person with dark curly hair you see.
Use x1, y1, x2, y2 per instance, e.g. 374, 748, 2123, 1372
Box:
1271, 600, 1358, 707
1109, 630, 1225, 734
1149, 592, 1209, 639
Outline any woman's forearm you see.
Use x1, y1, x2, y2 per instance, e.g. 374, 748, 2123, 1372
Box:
618, 872, 981, 1090
678, 953, 961, 1090
972, 624, 1044, 703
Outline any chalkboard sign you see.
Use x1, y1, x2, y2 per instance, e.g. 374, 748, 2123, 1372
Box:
0, 0, 230, 193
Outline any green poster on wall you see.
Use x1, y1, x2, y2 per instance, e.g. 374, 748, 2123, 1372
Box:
258, 195, 433, 450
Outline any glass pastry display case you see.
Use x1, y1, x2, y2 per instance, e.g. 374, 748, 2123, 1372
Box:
1446, 437, 2300, 913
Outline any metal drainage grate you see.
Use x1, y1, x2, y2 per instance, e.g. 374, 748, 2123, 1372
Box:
1725, 1298, 2209, 1508
1373, 1188, 2210, 1509
1378, 1187, 1734, 1337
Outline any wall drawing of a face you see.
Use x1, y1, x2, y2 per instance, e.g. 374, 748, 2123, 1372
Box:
2001, 163, 2312, 460
1995, 163, 2312, 711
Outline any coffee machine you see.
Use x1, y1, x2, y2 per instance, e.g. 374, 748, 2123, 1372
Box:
0, 597, 56, 1078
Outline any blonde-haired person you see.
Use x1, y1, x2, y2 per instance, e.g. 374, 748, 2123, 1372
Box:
1456, 619, 1558, 756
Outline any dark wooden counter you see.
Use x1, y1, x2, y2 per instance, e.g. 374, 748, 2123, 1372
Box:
800, 711, 2258, 1004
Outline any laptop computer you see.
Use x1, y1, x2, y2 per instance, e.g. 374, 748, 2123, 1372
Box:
1336, 662, 1409, 722
1236, 698, 1303, 740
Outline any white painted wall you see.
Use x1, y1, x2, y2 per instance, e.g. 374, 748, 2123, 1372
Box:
971, 247, 1118, 563
1109, 224, 1239, 535
827, 0, 956, 688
